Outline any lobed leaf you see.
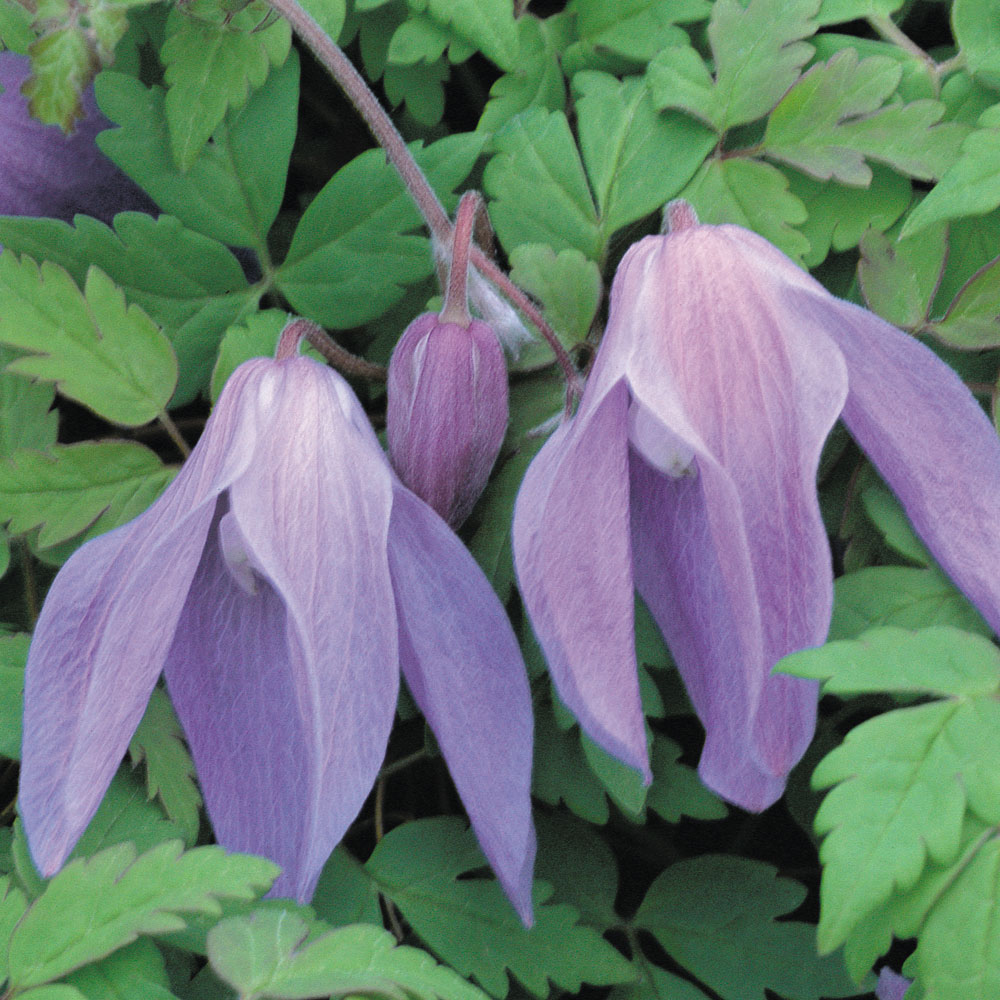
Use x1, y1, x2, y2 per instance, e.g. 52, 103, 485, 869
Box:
952, 0, 1000, 84
64, 938, 179, 1000
23, 23, 91, 129
929, 254, 1000, 349
570, 0, 707, 64
417, 0, 519, 71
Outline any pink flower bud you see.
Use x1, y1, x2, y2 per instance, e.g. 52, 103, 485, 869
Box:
387, 312, 508, 528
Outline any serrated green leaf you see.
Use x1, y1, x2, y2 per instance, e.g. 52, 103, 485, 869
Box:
928, 253, 1000, 348
635, 855, 859, 1000
483, 108, 601, 259
0, 213, 259, 407
572, 0, 706, 63
777, 626, 1000, 696
812, 697, 1000, 952
96, 52, 299, 251
64, 938, 178, 1000
367, 817, 634, 998
388, 13, 450, 64
0, 256, 177, 425
816, 0, 903, 22
0, 441, 174, 548
0, 632, 27, 759
900, 127, 1000, 238
416, 0, 518, 71
24, 26, 92, 129
383, 56, 449, 126
581, 731, 648, 819
647, 0, 818, 131
298, 0, 346, 41
610, 962, 707, 1000
830, 566, 991, 639
573, 72, 715, 239
0, 347, 58, 458
311, 848, 383, 928
858, 222, 948, 329
162, 4, 290, 170
645, 737, 727, 823
209, 909, 488, 1000
678, 157, 810, 262
0, 875, 29, 983
129, 687, 202, 845
7, 840, 279, 988
952, 0, 1000, 84
277, 132, 486, 327
763, 49, 962, 185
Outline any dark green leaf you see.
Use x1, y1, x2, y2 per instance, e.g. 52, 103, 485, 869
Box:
0, 632, 27, 759
311, 848, 383, 928
65, 938, 179, 1000
929, 254, 1000, 348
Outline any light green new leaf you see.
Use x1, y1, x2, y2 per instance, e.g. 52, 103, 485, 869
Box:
0, 256, 177, 426
64, 938, 178, 1000
0, 346, 58, 458
96, 52, 300, 250
573, 72, 715, 239
208, 909, 488, 1000
647, 0, 819, 131
929, 254, 1000, 348
0, 441, 174, 549
416, 0, 518, 71
812, 697, 1000, 951
952, 0, 1000, 83
763, 49, 962, 185
23, 24, 92, 129
900, 127, 1000, 238
277, 132, 486, 327
635, 855, 859, 1000
129, 687, 202, 845
0, 632, 27, 759
367, 817, 634, 998
162, 4, 291, 170
7, 840, 279, 989
483, 108, 602, 260
678, 157, 810, 262
777, 626, 1000, 697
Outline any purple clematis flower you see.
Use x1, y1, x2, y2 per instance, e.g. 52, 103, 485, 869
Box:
0, 52, 153, 223
20, 340, 535, 918
875, 968, 912, 1000
513, 200, 1000, 811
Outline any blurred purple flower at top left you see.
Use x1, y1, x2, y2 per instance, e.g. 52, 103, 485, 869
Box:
18, 333, 536, 919
0, 52, 152, 222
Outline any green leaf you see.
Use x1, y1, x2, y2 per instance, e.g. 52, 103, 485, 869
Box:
7, 840, 279, 989
64, 938, 179, 1000
15, 986, 86, 1000
367, 817, 634, 998
311, 848, 383, 928
645, 737, 727, 823
416, 0, 519, 71
952, 0, 1000, 84
208, 909, 489, 1000
0, 0, 35, 53
762, 49, 963, 185
928, 254, 1000, 348
646, 0, 818, 131
678, 157, 810, 262
298, 0, 345, 39
634, 855, 859, 1000
571, 0, 707, 63
129, 688, 202, 845
276, 132, 486, 327
0, 348, 58, 459
162, 3, 291, 170
900, 127, 1000, 238
0, 441, 174, 549
573, 72, 715, 239
0, 213, 259, 408
581, 731, 648, 820
0, 875, 29, 983
812, 696, 1000, 952
858, 222, 949, 329
777, 626, 1000, 696
383, 57, 449, 127
24, 24, 92, 129
483, 108, 601, 259
859, 483, 932, 565
96, 51, 299, 251
830, 566, 991, 640
388, 13, 451, 64
0, 256, 177, 426
0, 632, 28, 760
816, 0, 902, 23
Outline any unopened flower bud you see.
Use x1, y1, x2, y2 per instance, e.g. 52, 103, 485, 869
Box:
387, 312, 508, 528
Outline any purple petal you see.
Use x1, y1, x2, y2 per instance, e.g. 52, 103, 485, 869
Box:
221, 357, 398, 900
20, 361, 263, 874
0, 52, 153, 222
607, 230, 848, 806
512, 380, 650, 781
791, 289, 1000, 638
876, 968, 912, 1000
388, 484, 536, 923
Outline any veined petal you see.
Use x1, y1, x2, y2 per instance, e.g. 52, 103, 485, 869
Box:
20, 361, 263, 874
226, 357, 398, 899
512, 380, 649, 781
388, 484, 536, 923
795, 290, 1000, 637
609, 230, 848, 804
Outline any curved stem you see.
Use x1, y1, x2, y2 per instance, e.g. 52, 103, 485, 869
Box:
278, 317, 389, 381
158, 410, 191, 460
439, 191, 480, 326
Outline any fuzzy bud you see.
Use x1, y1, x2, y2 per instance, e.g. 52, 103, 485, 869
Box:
387, 313, 508, 528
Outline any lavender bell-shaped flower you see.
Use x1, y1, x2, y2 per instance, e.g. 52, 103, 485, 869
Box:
0, 52, 152, 222
20, 321, 536, 919
388, 192, 508, 528
513, 199, 1000, 811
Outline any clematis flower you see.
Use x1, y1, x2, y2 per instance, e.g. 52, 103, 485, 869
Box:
513, 200, 1000, 811
20, 335, 535, 918
0, 52, 153, 223
875, 969, 912, 1000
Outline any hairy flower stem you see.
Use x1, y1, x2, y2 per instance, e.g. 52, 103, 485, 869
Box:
264, 0, 581, 406
278, 317, 389, 381
439, 191, 480, 326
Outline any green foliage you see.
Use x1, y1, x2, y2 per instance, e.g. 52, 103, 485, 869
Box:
928, 255, 1000, 348
0, 633, 27, 759
367, 818, 634, 998
0, 255, 177, 427
414, 0, 519, 71
6, 840, 277, 989
63, 938, 178, 1000
952, 0, 1000, 84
